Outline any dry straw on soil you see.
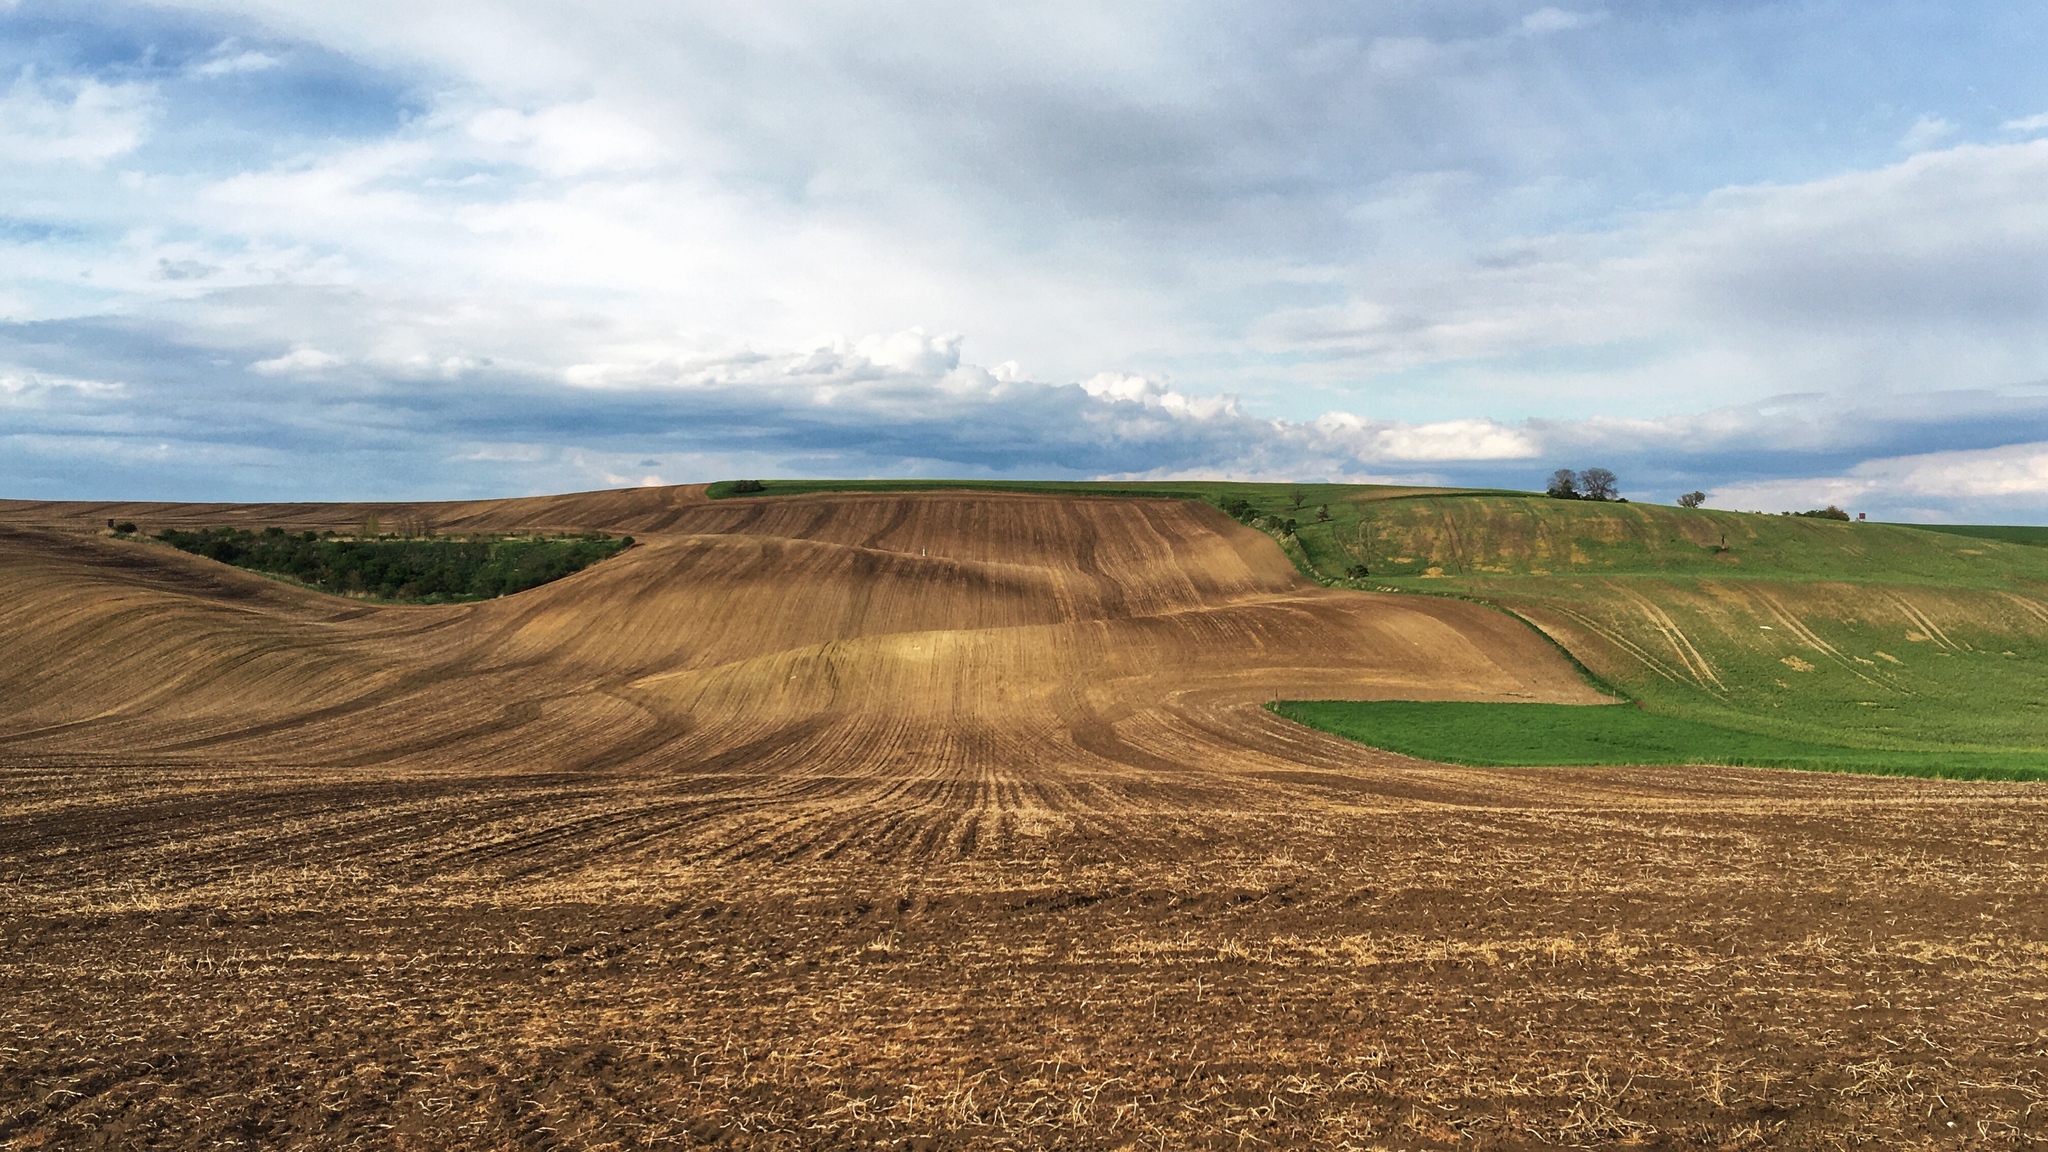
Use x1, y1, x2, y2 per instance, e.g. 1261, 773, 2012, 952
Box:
3, 486, 2045, 1149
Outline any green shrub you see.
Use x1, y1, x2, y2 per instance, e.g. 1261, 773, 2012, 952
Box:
1794, 505, 1852, 520
152, 528, 630, 603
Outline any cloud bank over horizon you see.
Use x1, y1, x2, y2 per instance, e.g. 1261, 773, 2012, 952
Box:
5, 2, 2048, 520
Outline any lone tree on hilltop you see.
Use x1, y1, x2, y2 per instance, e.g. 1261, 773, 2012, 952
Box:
1677, 491, 1706, 509
1546, 469, 1580, 499
1579, 468, 1619, 502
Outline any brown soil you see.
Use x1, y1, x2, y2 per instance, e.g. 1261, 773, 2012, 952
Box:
3, 487, 2044, 1149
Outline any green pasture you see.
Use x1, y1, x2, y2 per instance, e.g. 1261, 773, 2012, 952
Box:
1268, 700, 2048, 781
1907, 523, 2048, 547
1319, 499, 2048, 754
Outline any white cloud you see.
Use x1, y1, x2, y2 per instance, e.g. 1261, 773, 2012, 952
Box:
7, 2, 2048, 516
1712, 442, 2048, 514
1898, 114, 1957, 152
1269, 138, 2048, 408
1079, 372, 1240, 420
0, 370, 124, 402
1313, 412, 1539, 461
190, 44, 286, 77
2001, 111, 2048, 134
1520, 8, 1600, 35
467, 101, 666, 176
249, 348, 344, 375
0, 72, 155, 164
1867, 442, 2048, 498
853, 328, 961, 376
453, 442, 550, 463
49, 3, 2048, 428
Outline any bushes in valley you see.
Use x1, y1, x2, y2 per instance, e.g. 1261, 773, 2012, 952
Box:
1217, 496, 1300, 537
154, 526, 632, 602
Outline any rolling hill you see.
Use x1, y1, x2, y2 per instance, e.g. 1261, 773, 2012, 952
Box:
6, 482, 2047, 1149
0, 485, 1602, 778
698, 479, 2048, 760
1290, 492, 2048, 754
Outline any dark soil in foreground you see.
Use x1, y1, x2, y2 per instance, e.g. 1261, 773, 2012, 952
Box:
5, 756, 2045, 1150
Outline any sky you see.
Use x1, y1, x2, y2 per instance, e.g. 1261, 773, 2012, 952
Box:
4, 1, 2048, 520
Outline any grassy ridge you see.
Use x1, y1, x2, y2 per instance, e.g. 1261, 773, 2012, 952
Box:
1268, 700, 2048, 780
1907, 523, 2048, 547
1270, 492, 2048, 753
1296, 498, 2048, 753
1287, 493, 2048, 586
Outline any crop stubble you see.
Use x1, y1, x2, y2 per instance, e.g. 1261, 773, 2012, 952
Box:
2, 488, 2045, 1149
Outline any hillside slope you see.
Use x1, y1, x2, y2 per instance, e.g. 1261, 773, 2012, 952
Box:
0, 487, 1603, 784
1292, 494, 2048, 751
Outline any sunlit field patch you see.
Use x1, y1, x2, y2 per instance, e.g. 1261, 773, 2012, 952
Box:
1271, 699, 2048, 780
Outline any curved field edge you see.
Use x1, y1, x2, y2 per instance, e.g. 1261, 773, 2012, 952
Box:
1268, 699, 2048, 781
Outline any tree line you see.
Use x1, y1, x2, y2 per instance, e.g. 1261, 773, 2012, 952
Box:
154, 527, 632, 602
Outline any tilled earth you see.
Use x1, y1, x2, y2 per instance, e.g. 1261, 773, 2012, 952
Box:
5, 754, 2046, 1150
3, 488, 2046, 1149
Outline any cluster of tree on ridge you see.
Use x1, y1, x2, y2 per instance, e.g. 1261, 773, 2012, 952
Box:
1545, 467, 1621, 501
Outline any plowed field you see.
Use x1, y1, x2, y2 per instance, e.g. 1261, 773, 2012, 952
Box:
4, 486, 2045, 1149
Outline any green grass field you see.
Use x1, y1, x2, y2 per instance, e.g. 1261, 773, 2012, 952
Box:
1269, 700, 2048, 780
1907, 523, 2048, 547
713, 477, 2048, 775
1311, 497, 2048, 753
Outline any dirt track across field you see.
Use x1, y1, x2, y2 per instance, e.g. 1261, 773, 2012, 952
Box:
3, 487, 2045, 1149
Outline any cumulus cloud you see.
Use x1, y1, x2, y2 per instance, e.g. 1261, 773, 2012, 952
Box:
1313, 413, 1539, 462
4, 2, 2048, 520
1520, 8, 1601, 35
0, 71, 155, 164
1262, 137, 2048, 409
1898, 114, 1957, 152
249, 348, 343, 375
1710, 442, 2048, 519
190, 43, 285, 78
1877, 442, 2048, 498
466, 101, 665, 176
0, 369, 124, 402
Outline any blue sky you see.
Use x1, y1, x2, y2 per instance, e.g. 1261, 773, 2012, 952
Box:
5, 1, 2048, 519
